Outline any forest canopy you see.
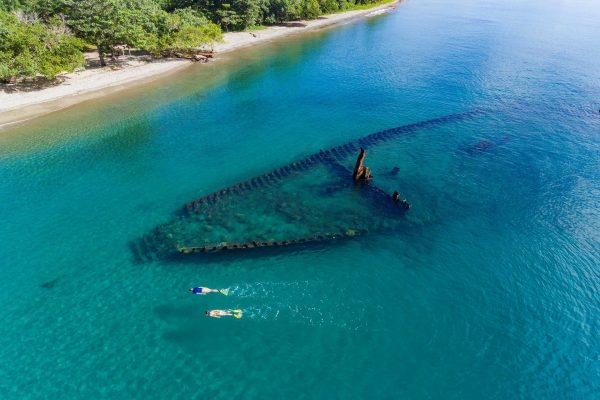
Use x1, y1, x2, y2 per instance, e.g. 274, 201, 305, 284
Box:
0, 0, 384, 80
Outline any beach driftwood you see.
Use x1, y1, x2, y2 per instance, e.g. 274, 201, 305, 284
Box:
165, 50, 214, 62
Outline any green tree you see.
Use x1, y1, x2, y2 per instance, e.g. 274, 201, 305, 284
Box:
18, 0, 66, 20
300, 0, 320, 19
231, 0, 263, 29
167, 23, 221, 51
158, 0, 196, 12
215, 3, 240, 31
152, 7, 222, 53
0, 0, 24, 11
66, 0, 167, 65
317, 0, 338, 13
0, 10, 84, 80
267, 0, 299, 23
197, 0, 265, 30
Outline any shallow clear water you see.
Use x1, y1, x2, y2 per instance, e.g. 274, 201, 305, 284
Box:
1, 0, 599, 398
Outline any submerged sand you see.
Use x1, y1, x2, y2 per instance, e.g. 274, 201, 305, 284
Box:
0, 1, 398, 130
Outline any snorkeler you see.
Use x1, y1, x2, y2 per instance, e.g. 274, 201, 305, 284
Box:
392, 191, 411, 209
352, 147, 373, 181
205, 309, 243, 319
189, 286, 229, 296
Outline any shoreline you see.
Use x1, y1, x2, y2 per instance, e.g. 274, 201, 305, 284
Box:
0, 1, 398, 130
213, 1, 398, 54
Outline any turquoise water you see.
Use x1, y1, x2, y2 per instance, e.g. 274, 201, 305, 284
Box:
1, 0, 599, 398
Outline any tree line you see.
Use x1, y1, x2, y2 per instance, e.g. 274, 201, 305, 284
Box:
1, 0, 384, 81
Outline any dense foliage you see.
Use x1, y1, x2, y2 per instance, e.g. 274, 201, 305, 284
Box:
0, 0, 383, 80
177, 0, 371, 29
0, 10, 84, 80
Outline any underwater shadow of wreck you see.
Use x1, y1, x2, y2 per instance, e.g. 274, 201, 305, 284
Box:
131, 110, 483, 263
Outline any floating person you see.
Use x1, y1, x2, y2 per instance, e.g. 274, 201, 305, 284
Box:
392, 191, 411, 209
205, 309, 243, 319
189, 286, 229, 296
352, 147, 373, 181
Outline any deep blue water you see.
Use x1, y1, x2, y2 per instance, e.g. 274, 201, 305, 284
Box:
1, 0, 599, 398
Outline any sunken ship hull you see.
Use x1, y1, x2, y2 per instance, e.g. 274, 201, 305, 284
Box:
131, 110, 481, 262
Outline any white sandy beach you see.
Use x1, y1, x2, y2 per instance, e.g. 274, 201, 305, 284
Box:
0, 1, 398, 129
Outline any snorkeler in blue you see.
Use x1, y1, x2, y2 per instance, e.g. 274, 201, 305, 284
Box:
188, 286, 229, 296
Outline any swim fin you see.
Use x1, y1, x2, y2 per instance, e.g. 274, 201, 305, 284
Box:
219, 288, 229, 296
231, 309, 243, 319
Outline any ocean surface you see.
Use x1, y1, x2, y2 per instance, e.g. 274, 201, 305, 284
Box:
0, 0, 599, 398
